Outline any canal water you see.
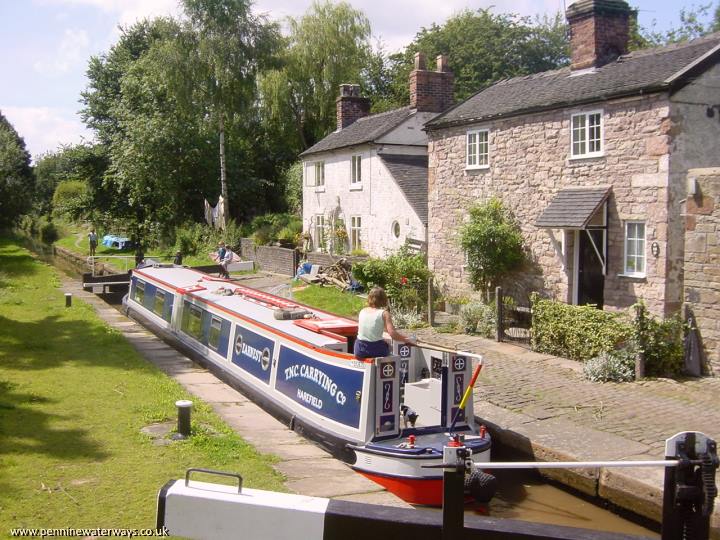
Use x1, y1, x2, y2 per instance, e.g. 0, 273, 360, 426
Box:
32, 238, 659, 538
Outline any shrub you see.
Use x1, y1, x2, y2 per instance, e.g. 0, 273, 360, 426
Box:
248, 213, 302, 246
634, 303, 685, 377
39, 219, 59, 244
459, 301, 496, 337
390, 302, 426, 330
584, 349, 636, 383
52, 180, 88, 219
174, 222, 219, 256
352, 245, 432, 312
459, 198, 524, 299
18, 215, 38, 236
531, 294, 633, 361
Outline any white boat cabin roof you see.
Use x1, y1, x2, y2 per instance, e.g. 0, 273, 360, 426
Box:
133, 266, 358, 351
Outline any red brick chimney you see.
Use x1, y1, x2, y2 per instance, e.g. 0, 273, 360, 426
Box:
566, 0, 633, 70
409, 53, 454, 113
336, 84, 370, 130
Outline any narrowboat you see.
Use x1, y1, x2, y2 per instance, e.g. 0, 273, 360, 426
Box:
124, 265, 493, 506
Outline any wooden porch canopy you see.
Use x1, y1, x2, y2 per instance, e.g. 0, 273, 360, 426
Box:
534, 186, 611, 229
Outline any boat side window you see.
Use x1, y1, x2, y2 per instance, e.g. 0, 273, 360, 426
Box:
181, 301, 204, 340
153, 289, 165, 317
133, 280, 145, 304
208, 315, 223, 350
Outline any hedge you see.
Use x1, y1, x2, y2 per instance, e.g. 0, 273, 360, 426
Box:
530, 294, 633, 361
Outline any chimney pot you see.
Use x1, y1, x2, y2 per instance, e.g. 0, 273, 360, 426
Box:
414, 52, 426, 71
436, 55, 449, 73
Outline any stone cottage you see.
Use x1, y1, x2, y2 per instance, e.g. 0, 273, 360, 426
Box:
300, 54, 453, 257
425, 0, 720, 316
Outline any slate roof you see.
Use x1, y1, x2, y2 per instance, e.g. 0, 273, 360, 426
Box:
427, 33, 720, 130
535, 186, 611, 229
379, 154, 429, 224
300, 107, 415, 157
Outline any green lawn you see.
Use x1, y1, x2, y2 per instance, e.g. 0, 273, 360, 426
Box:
292, 283, 365, 318
0, 238, 284, 533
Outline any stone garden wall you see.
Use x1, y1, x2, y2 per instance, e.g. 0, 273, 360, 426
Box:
684, 168, 720, 374
238, 238, 299, 276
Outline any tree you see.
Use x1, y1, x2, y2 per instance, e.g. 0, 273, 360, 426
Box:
632, 3, 720, 49
0, 111, 34, 228
169, 0, 281, 225
259, 1, 372, 152
384, 9, 569, 105
34, 144, 109, 218
459, 198, 525, 300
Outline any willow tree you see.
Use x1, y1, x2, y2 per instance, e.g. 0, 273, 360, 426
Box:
170, 0, 280, 225
259, 1, 372, 152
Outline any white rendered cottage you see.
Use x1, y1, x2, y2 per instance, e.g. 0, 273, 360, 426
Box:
300, 55, 454, 257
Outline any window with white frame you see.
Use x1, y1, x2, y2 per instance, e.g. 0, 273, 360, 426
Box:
351, 155, 362, 185
466, 129, 489, 168
624, 221, 646, 276
314, 161, 325, 187
350, 216, 362, 251
571, 111, 603, 158
314, 214, 326, 251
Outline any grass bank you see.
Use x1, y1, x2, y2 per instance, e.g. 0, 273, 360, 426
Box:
292, 283, 365, 319
0, 237, 284, 532
53, 222, 215, 268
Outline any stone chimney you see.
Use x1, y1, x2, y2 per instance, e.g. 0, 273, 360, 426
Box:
566, 0, 633, 70
336, 84, 370, 130
409, 53, 454, 113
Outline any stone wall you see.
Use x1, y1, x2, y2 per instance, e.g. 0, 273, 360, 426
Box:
238, 238, 298, 276
684, 168, 720, 374
427, 93, 674, 315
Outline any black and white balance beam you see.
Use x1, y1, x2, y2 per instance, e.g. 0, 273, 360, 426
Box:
157, 478, 651, 540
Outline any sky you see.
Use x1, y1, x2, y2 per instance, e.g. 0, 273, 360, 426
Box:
0, 0, 709, 161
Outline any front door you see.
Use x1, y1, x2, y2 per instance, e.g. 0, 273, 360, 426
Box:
577, 229, 604, 308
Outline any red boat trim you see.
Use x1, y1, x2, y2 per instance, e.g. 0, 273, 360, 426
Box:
355, 471, 444, 506
132, 269, 369, 363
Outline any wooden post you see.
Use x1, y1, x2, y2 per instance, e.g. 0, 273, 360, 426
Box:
495, 286, 503, 342
634, 303, 646, 380
425, 226, 434, 327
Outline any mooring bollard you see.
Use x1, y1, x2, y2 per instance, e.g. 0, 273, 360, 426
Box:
174, 400, 193, 440
65, 293, 72, 307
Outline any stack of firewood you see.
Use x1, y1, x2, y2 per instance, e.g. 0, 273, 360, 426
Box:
318, 258, 352, 289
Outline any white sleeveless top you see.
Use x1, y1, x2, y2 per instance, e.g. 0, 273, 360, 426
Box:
357, 308, 385, 342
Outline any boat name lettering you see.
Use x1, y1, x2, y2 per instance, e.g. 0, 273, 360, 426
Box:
241, 342, 265, 363
296, 389, 322, 410
283, 364, 347, 406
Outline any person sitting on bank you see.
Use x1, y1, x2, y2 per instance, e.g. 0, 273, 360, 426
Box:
354, 287, 416, 359
220, 246, 235, 279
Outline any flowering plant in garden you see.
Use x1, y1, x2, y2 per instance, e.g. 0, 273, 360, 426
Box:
353, 246, 431, 313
